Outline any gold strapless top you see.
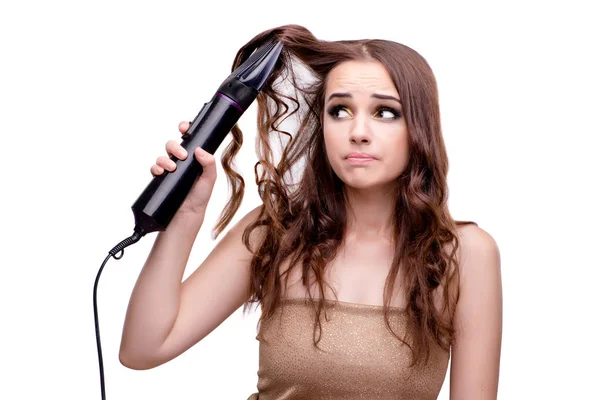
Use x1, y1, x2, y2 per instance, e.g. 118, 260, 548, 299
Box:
247, 298, 450, 400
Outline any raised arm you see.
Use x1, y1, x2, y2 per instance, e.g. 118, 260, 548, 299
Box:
119, 121, 264, 370
119, 204, 263, 370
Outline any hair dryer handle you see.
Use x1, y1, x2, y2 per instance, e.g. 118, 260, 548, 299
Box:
131, 94, 243, 235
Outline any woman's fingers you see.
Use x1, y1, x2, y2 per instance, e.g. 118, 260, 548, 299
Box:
165, 140, 188, 160
151, 121, 192, 177
178, 121, 190, 134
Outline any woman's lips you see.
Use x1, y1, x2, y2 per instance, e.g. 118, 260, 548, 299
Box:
346, 157, 376, 164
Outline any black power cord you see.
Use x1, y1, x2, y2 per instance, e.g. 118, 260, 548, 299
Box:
93, 229, 144, 400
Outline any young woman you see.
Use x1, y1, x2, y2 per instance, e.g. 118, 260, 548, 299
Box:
119, 24, 502, 399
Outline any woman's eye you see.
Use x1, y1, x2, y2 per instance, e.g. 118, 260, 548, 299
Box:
375, 107, 401, 120
327, 105, 351, 119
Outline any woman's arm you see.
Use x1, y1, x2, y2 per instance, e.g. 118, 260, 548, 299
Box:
119, 205, 264, 370
450, 224, 503, 399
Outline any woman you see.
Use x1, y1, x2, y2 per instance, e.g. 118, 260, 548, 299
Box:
119, 24, 503, 399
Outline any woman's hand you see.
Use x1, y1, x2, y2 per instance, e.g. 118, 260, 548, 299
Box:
150, 121, 217, 214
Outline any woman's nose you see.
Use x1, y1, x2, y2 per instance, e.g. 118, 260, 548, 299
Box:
349, 114, 371, 143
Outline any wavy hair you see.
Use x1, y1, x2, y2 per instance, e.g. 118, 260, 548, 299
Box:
209, 24, 475, 367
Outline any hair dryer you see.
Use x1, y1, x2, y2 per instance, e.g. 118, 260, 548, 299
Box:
131, 38, 283, 238
94, 39, 283, 400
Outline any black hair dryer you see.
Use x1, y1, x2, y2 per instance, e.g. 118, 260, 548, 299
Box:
131, 39, 283, 238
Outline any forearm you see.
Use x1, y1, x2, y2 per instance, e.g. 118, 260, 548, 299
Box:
119, 208, 206, 363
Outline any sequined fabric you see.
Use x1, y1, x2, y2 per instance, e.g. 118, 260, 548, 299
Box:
247, 298, 449, 400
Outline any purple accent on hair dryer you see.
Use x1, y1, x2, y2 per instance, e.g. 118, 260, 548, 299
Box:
217, 92, 244, 112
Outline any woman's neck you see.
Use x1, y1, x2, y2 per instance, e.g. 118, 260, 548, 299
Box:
343, 184, 396, 239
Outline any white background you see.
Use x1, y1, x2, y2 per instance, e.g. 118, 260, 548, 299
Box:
1, 0, 598, 399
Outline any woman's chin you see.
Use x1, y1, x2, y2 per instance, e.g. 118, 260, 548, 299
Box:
341, 179, 387, 191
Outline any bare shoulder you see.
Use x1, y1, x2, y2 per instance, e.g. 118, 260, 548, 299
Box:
231, 203, 264, 230
226, 204, 266, 248
456, 223, 501, 278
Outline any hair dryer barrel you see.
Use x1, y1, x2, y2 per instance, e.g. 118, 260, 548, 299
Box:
131, 95, 243, 235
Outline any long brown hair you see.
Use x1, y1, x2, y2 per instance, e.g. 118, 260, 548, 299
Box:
209, 24, 475, 367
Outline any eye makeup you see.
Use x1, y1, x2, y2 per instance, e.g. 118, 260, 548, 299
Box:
326, 104, 402, 120
374, 106, 402, 120
327, 104, 352, 119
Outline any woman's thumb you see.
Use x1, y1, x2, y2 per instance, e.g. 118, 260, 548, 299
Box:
195, 147, 217, 180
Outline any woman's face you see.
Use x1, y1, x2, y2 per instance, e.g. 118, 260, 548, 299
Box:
322, 60, 409, 192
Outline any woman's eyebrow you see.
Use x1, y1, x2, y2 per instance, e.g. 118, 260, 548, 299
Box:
327, 92, 352, 102
326, 92, 402, 104
371, 93, 401, 104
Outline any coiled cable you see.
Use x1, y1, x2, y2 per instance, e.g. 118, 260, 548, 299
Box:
93, 229, 144, 399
